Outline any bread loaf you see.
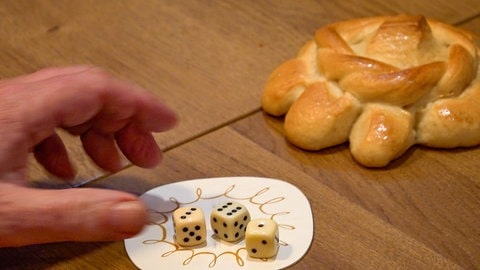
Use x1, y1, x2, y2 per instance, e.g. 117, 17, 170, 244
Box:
261, 15, 479, 167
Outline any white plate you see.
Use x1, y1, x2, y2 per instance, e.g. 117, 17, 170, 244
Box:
124, 176, 313, 269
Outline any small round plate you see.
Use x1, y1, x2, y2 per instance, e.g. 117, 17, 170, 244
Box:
124, 176, 313, 269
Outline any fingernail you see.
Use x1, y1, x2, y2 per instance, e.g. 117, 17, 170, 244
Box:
107, 200, 147, 235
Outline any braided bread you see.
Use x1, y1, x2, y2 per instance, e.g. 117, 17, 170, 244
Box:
261, 15, 479, 167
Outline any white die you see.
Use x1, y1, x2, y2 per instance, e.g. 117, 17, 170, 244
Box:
172, 206, 207, 247
245, 218, 280, 258
210, 201, 251, 242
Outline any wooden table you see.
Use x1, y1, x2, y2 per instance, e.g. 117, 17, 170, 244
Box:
1, 1, 479, 269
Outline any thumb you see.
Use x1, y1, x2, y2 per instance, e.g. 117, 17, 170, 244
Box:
0, 184, 147, 247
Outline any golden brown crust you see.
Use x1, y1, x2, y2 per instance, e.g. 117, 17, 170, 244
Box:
350, 104, 415, 167
416, 78, 480, 147
261, 41, 318, 116
261, 58, 308, 116
340, 61, 446, 106
284, 82, 361, 150
261, 15, 480, 167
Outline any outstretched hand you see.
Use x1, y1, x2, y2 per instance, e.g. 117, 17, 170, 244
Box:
0, 66, 177, 247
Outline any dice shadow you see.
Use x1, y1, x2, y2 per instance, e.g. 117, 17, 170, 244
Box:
173, 234, 208, 249
209, 233, 245, 246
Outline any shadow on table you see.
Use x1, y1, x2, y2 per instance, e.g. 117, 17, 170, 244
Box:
0, 241, 131, 270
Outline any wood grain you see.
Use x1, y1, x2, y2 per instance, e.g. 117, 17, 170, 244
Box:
460, 14, 480, 38
1, 0, 475, 184
86, 125, 462, 269
0, 1, 479, 269
0, 242, 134, 270
232, 112, 480, 269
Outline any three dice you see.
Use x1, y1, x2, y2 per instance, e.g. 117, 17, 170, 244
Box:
171, 201, 280, 259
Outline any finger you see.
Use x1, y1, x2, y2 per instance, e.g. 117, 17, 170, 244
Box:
0, 129, 30, 185
6, 66, 93, 84
0, 183, 147, 247
17, 66, 177, 146
63, 120, 94, 136
81, 129, 124, 172
66, 86, 138, 135
0, 66, 92, 89
86, 95, 135, 135
115, 123, 162, 168
33, 133, 75, 179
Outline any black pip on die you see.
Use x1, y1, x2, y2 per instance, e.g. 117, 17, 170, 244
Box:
210, 201, 251, 242
245, 218, 280, 258
172, 206, 207, 247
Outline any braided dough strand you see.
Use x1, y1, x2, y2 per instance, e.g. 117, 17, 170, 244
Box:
261, 15, 480, 167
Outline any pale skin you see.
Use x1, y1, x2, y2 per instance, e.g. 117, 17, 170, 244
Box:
0, 66, 178, 247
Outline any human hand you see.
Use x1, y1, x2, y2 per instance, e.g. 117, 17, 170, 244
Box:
0, 66, 178, 247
